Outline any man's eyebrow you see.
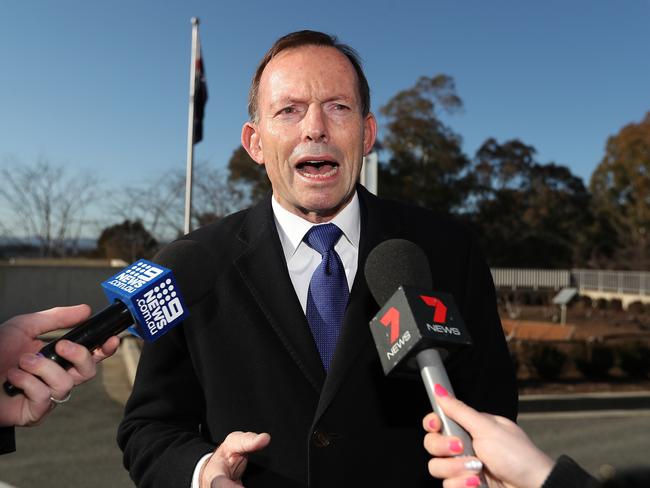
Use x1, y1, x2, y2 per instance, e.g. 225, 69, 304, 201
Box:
269, 96, 305, 108
270, 94, 355, 107
323, 94, 354, 103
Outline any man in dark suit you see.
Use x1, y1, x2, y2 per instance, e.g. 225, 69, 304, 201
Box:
118, 30, 517, 488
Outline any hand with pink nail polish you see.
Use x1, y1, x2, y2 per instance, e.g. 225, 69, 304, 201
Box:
423, 384, 554, 488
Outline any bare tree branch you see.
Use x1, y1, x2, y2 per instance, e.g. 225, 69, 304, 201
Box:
0, 157, 99, 256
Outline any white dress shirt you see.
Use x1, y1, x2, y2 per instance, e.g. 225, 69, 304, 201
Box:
272, 192, 360, 311
191, 192, 361, 488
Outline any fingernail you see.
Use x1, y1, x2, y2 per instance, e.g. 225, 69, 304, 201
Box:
22, 353, 39, 365
449, 440, 463, 453
465, 476, 481, 487
434, 384, 448, 397
428, 418, 438, 430
464, 459, 483, 471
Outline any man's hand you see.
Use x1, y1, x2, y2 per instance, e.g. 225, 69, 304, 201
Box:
0, 305, 120, 427
200, 431, 271, 488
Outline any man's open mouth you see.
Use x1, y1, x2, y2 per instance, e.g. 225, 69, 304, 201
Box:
295, 160, 339, 178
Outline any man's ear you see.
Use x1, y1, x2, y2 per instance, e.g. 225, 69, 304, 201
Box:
241, 122, 265, 165
363, 113, 378, 156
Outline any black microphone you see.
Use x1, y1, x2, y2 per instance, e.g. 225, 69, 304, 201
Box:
365, 239, 487, 487
3, 239, 215, 397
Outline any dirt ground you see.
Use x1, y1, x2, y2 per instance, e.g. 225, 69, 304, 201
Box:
498, 302, 650, 395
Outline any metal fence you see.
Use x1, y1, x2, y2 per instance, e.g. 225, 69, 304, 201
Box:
572, 269, 650, 295
490, 268, 571, 290
491, 268, 650, 296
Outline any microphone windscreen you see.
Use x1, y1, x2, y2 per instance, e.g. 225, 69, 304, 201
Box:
364, 239, 432, 305
153, 239, 216, 306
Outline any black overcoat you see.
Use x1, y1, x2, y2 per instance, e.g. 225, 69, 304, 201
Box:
118, 186, 518, 487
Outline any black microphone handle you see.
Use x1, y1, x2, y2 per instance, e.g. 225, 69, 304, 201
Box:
416, 349, 488, 488
3, 302, 134, 397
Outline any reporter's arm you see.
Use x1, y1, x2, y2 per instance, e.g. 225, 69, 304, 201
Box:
0, 305, 120, 428
423, 384, 554, 488
0, 426, 16, 454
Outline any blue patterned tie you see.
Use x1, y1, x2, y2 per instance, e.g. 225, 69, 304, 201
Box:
304, 223, 350, 371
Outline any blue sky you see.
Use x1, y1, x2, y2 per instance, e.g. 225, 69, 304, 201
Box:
1, 1, 649, 236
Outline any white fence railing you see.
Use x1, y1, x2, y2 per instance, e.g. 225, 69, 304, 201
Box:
490, 268, 650, 296
490, 268, 571, 290
572, 269, 650, 295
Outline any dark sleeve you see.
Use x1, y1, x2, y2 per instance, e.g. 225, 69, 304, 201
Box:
0, 426, 16, 455
446, 234, 519, 421
542, 455, 600, 488
117, 329, 214, 488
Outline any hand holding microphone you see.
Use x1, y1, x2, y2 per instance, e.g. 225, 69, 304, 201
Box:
3, 239, 215, 398
423, 388, 554, 488
365, 239, 487, 488
0, 305, 120, 428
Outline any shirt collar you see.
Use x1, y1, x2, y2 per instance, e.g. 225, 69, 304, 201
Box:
272, 192, 361, 259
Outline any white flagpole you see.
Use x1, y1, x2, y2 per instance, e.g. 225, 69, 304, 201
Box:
184, 17, 199, 235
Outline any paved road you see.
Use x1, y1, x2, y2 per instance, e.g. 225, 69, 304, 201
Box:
521, 410, 650, 480
1, 346, 648, 487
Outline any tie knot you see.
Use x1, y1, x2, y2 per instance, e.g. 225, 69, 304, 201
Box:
304, 223, 343, 255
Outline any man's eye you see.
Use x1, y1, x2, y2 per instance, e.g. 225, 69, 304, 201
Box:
333, 104, 349, 110
278, 106, 296, 115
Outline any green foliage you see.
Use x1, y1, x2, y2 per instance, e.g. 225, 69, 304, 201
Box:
590, 111, 650, 269
470, 138, 593, 267
527, 343, 567, 380
574, 343, 614, 379
618, 342, 650, 379
96, 220, 158, 262
378, 75, 472, 214
227, 145, 271, 204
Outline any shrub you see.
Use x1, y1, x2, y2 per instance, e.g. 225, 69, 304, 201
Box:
595, 298, 609, 310
574, 343, 614, 379
573, 295, 592, 310
609, 299, 623, 312
618, 342, 650, 379
528, 344, 567, 380
627, 301, 645, 315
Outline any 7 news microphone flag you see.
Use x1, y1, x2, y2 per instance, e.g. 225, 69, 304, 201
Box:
184, 17, 208, 235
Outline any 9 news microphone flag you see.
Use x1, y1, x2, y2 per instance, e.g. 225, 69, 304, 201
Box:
184, 17, 208, 234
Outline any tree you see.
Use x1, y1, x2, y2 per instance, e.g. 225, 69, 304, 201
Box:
590, 112, 650, 269
97, 220, 158, 262
378, 75, 472, 214
0, 157, 98, 257
108, 162, 247, 241
471, 138, 592, 268
227, 145, 271, 204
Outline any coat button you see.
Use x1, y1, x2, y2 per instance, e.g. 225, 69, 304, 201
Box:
312, 430, 331, 448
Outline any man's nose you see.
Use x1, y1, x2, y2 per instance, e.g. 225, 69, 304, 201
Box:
302, 105, 328, 143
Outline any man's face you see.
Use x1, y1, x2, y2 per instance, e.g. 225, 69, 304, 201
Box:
242, 45, 376, 223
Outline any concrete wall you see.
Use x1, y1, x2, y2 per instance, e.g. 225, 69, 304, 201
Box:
578, 289, 650, 309
0, 264, 120, 321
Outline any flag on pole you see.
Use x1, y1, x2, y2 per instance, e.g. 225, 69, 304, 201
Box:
192, 33, 208, 144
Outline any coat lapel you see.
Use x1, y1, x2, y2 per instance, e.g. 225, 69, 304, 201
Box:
234, 198, 326, 392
